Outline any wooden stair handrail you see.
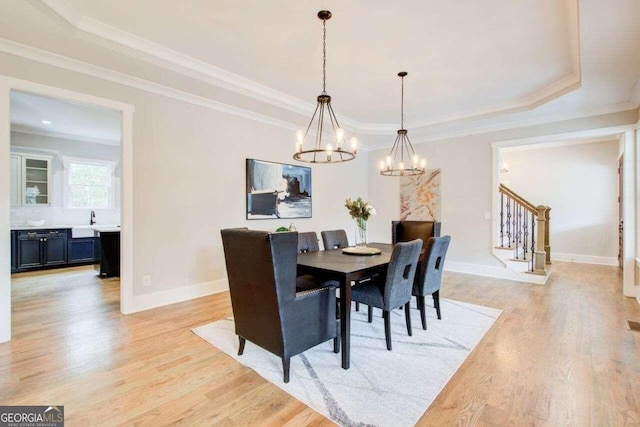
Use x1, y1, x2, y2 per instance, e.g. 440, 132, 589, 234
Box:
499, 184, 537, 213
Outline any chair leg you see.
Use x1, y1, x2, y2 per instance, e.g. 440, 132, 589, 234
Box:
238, 336, 246, 355
333, 336, 340, 353
383, 310, 392, 351
405, 302, 412, 336
282, 357, 291, 383
434, 290, 441, 320
356, 301, 360, 311
418, 296, 427, 330
368, 305, 373, 323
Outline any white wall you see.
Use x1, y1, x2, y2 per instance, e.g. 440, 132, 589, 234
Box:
0, 52, 368, 303
502, 140, 619, 265
10, 131, 121, 227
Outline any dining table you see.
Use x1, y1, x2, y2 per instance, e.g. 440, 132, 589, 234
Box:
297, 242, 394, 369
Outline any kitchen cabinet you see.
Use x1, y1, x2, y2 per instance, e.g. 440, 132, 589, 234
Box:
11, 153, 52, 206
94, 228, 120, 277
68, 237, 100, 264
16, 229, 68, 270
10, 231, 17, 273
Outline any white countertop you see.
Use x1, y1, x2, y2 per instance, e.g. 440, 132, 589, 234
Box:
11, 224, 120, 231
11, 224, 75, 231
92, 226, 121, 233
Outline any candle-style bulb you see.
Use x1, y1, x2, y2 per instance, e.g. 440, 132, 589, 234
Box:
379, 160, 385, 171
326, 144, 333, 161
296, 130, 304, 144
350, 137, 358, 152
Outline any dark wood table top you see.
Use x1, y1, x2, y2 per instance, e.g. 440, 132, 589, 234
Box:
297, 243, 393, 274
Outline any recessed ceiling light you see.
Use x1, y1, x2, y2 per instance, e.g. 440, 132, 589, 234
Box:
41, 120, 52, 125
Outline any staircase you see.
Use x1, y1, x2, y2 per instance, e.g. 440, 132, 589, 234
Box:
493, 184, 551, 284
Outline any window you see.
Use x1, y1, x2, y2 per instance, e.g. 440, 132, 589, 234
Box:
65, 158, 115, 209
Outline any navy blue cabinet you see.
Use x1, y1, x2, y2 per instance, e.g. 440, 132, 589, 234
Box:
15, 229, 68, 271
11, 228, 101, 273
68, 237, 99, 264
10, 231, 17, 273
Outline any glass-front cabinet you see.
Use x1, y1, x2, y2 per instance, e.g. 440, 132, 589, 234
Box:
10, 153, 52, 206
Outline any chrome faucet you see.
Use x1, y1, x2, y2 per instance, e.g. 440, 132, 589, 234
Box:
90, 211, 96, 225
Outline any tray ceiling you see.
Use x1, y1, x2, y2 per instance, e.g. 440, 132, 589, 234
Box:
0, 0, 637, 148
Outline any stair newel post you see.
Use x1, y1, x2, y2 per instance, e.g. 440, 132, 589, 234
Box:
533, 205, 548, 274
500, 192, 504, 247
544, 206, 551, 264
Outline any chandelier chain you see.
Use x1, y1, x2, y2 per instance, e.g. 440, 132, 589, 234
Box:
401, 74, 404, 129
322, 18, 327, 94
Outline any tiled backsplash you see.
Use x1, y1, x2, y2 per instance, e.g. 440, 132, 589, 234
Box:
11, 206, 121, 227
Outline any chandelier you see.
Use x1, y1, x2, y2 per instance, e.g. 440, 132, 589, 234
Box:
293, 10, 357, 164
379, 72, 425, 176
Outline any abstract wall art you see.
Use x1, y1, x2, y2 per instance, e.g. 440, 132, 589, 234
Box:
400, 169, 441, 221
246, 159, 312, 219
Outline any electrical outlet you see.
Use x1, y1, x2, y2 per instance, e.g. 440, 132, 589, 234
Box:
143, 275, 152, 287
484, 212, 491, 220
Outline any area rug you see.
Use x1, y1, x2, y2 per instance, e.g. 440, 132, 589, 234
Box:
193, 299, 501, 427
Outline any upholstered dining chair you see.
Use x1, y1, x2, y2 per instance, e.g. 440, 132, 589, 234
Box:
414, 236, 451, 329
321, 229, 350, 250
221, 229, 339, 383
297, 231, 320, 253
296, 231, 338, 292
391, 220, 441, 243
351, 239, 423, 350
320, 229, 363, 311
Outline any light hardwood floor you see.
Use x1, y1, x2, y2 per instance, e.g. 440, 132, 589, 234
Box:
1, 262, 639, 426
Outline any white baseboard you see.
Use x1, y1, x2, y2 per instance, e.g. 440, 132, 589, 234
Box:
552, 253, 618, 266
445, 261, 520, 281
127, 279, 229, 314
446, 261, 549, 284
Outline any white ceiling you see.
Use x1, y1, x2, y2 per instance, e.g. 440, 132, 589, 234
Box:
10, 91, 122, 145
0, 0, 638, 149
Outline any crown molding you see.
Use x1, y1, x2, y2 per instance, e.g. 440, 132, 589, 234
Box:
404, 102, 637, 147
491, 124, 636, 149
35, 0, 585, 133
500, 134, 618, 152
11, 124, 120, 145
0, 36, 630, 153
0, 38, 303, 132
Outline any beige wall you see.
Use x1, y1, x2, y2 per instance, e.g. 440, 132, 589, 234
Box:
502, 140, 619, 264
367, 111, 637, 270
0, 52, 368, 299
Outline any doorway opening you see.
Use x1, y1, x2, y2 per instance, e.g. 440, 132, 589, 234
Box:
1, 76, 134, 343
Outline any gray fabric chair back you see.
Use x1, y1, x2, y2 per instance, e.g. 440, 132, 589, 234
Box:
321, 229, 349, 250
320, 230, 349, 250
384, 239, 423, 310
416, 236, 451, 296
298, 231, 320, 253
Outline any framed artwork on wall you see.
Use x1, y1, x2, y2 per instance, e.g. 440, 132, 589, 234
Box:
246, 159, 312, 219
400, 169, 441, 221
